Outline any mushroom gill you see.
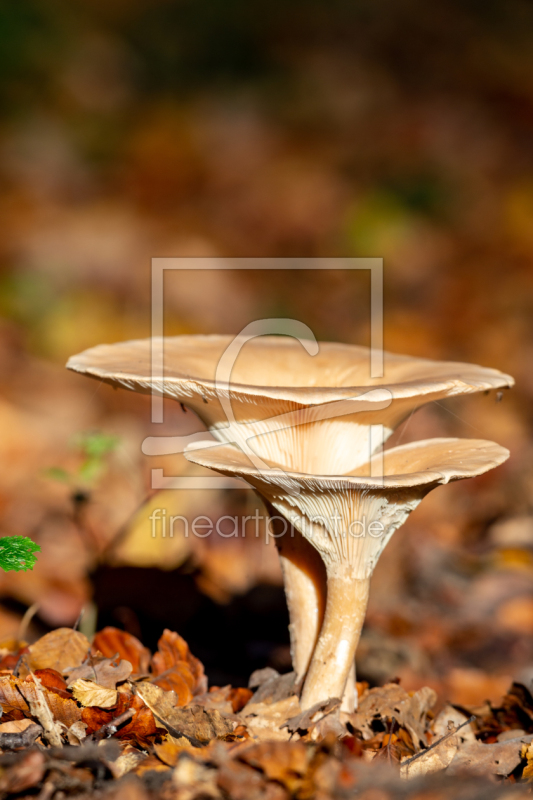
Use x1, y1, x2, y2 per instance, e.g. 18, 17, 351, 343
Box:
185, 437, 510, 712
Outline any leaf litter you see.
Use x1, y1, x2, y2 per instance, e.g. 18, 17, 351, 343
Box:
0, 626, 531, 798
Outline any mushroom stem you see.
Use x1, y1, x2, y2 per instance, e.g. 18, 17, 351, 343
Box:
300, 567, 370, 712
265, 502, 326, 682
341, 661, 356, 713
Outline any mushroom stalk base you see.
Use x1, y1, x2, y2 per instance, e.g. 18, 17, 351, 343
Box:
300, 570, 370, 713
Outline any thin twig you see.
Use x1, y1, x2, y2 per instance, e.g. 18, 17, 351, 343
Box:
13, 651, 27, 678
72, 608, 84, 631
402, 715, 475, 768
92, 709, 135, 742
18, 603, 40, 641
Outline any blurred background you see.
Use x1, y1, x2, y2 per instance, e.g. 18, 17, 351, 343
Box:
0, 0, 533, 705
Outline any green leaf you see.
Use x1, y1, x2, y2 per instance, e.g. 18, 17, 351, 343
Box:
72, 431, 121, 486
73, 431, 120, 459
0, 536, 40, 572
43, 466, 70, 483
77, 457, 104, 484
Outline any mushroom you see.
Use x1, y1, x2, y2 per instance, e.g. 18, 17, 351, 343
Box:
67, 335, 513, 690
184, 436, 510, 711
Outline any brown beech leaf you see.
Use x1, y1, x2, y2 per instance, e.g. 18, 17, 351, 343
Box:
282, 698, 341, 738
92, 628, 150, 676
82, 706, 114, 735
117, 705, 162, 748
174, 755, 219, 796
19, 674, 82, 727
4, 673, 78, 728
240, 696, 301, 742
70, 679, 118, 709
81, 690, 133, 734
67, 720, 88, 745
111, 747, 147, 778
28, 629, 90, 674
134, 753, 171, 776
135, 681, 234, 745
154, 735, 191, 766
152, 669, 193, 706
239, 740, 309, 791
350, 684, 436, 750
193, 685, 234, 715
0, 647, 29, 672
448, 735, 533, 777
0, 674, 30, 714
18, 676, 63, 747
217, 758, 279, 800
43, 689, 82, 727
66, 655, 132, 689
151, 629, 207, 702
33, 668, 70, 698
194, 685, 253, 715
81, 690, 162, 747
229, 687, 254, 713
0, 718, 36, 735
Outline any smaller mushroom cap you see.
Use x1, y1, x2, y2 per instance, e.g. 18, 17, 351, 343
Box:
185, 435, 509, 711
184, 437, 510, 492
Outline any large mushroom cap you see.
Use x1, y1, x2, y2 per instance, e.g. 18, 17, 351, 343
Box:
67, 335, 514, 405
184, 437, 510, 492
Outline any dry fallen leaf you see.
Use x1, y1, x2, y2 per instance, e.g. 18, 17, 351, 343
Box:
151, 629, 207, 703
351, 684, 436, 750
447, 735, 533, 776
18, 674, 63, 747
0, 672, 81, 727
92, 628, 150, 676
33, 668, 70, 698
282, 698, 341, 738
401, 737, 460, 778
111, 747, 148, 779
117, 704, 162, 748
194, 685, 253, 716
134, 753, 171, 776
154, 734, 192, 766
135, 681, 234, 745
173, 754, 219, 797
240, 695, 301, 742
70, 679, 118, 708
432, 705, 476, 744
66, 654, 132, 689
239, 740, 309, 792
80, 690, 162, 748
67, 720, 88, 745
217, 755, 281, 800
0, 718, 36, 735
28, 629, 90, 674
0, 674, 30, 714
